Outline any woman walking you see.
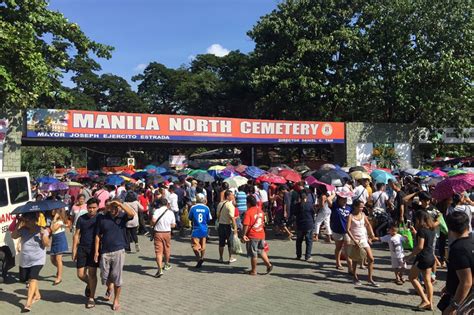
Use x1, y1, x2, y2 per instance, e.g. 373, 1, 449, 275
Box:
124, 191, 143, 253
404, 210, 436, 311
346, 200, 379, 286
11, 212, 50, 312
50, 208, 69, 285
313, 186, 333, 242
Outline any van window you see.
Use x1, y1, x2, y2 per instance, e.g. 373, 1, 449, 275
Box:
8, 177, 29, 204
0, 179, 8, 206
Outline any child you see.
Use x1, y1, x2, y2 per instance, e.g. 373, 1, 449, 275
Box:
379, 224, 407, 285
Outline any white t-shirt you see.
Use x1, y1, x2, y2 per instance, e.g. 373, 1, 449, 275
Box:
372, 191, 389, 210
152, 206, 176, 232
353, 185, 368, 204
258, 189, 269, 203
167, 193, 179, 212
380, 234, 406, 259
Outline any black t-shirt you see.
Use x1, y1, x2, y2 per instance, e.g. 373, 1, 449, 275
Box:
76, 213, 100, 249
446, 236, 474, 297
96, 213, 132, 254
394, 191, 407, 220
416, 227, 436, 263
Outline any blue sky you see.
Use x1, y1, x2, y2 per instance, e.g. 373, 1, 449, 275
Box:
49, 0, 280, 88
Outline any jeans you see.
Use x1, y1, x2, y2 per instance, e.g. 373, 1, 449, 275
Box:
296, 229, 313, 260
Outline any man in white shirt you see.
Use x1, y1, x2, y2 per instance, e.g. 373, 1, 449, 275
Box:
167, 185, 180, 227
353, 179, 369, 204
151, 198, 176, 278
372, 183, 389, 211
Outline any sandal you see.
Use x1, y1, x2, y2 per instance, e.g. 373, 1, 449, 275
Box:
23, 305, 31, 313
53, 280, 62, 286
335, 265, 343, 270
395, 279, 403, 285
86, 299, 95, 309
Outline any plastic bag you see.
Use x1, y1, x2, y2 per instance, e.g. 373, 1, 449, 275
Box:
348, 244, 367, 262
231, 233, 242, 254
399, 224, 414, 250
438, 215, 448, 235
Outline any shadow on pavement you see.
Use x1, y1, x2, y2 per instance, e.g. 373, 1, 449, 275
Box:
14, 288, 86, 305
0, 290, 23, 311
314, 291, 416, 310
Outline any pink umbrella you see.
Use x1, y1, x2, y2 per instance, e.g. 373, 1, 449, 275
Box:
305, 176, 335, 191
257, 173, 287, 184
432, 168, 447, 177
278, 169, 302, 183
432, 174, 474, 201
235, 165, 248, 174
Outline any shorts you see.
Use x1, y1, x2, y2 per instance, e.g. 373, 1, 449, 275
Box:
100, 249, 125, 287
351, 239, 369, 248
332, 232, 350, 242
19, 265, 43, 282
76, 246, 99, 269
391, 257, 407, 269
218, 224, 232, 247
246, 239, 265, 258
154, 232, 171, 257
191, 237, 206, 252
414, 256, 435, 270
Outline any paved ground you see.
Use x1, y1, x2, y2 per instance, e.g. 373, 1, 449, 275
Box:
0, 227, 443, 314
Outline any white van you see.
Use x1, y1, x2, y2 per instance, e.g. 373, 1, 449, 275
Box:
0, 172, 32, 282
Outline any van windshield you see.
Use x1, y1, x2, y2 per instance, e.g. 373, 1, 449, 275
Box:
0, 179, 7, 206
8, 177, 29, 204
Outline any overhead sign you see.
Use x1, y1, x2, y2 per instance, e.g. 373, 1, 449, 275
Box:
25, 109, 345, 144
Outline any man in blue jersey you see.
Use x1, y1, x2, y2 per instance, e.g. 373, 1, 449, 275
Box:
188, 193, 212, 268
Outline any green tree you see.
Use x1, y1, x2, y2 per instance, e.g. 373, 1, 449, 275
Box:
248, 0, 473, 133
96, 74, 147, 113
0, 0, 113, 117
21, 146, 71, 178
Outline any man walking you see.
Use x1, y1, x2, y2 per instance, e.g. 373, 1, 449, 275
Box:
72, 197, 101, 309
242, 195, 273, 275
217, 190, 238, 263
94, 199, 135, 311
188, 194, 212, 268
151, 197, 176, 277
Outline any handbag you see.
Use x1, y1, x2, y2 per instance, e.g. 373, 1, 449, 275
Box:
148, 209, 169, 241
216, 201, 229, 230
399, 223, 414, 250
348, 244, 367, 262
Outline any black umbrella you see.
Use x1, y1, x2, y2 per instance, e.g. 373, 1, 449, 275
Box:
315, 169, 350, 186
147, 174, 166, 185
193, 172, 215, 183
349, 166, 368, 173
12, 200, 67, 215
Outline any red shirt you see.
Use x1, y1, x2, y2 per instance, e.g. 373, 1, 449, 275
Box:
243, 206, 265, 240
138, 195, 149, 212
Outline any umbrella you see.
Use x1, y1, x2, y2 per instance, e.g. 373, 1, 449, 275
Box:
257, 173, 287, 184
371, 171, 396, 184
40, 182, 69, 192
315, 169, 350, 186
432, 174, 474, 201
147, 174, 166, 184
320, 163, 336, 171
145, 164, 157, 173
235, 165, 248, 174
105, 175, 125, 186
218, 168, 238, 179
12, 200, 67, 215
402, 168, 421, 176
37, 176, 59, 184
67, 181, 83, 187
208, 165, 226, 171
278, 169, 302, 182
193, 172, 215, 183
422, 177, 443, 186
132, 171, 148, 180
188, 169, 208, 177
166, 175, 179, 182
349, 166, 368, 173
350, 171, 372, 181
416, 171, 441, 178
441, 167, 455, 172
294, 165, 311, 173
223, 176, 248, 189
305, 176, 335, 191
432, 169, 448, 177
245, 166, 266, 179
448, 169, 467, 177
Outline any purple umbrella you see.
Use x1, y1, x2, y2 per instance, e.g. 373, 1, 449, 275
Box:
432, 174, 474, 201
40, 182, 69, 192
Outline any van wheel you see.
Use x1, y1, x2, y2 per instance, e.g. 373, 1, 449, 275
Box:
0, 250, 5, 283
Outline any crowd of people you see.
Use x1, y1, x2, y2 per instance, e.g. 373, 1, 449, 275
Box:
10, 166, 474, 313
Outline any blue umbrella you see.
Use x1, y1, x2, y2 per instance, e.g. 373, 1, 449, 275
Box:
416, 171, 441, 178
155, 166, 168, 175
145, 165, 157, 173
245, 166, 266, 179
441, 167, 454, 172
371, 171, 396, 184
105, 175, 124, 186
37, 176, 59, 184
12, 200, 67, 215
132, 171, 148, 180
166, 175, 178, 182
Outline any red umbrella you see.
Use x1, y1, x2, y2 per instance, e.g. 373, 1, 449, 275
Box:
432, 174, 474, 201
305, 176, 335, 191
257, 173, 287, 184
278, 169, 302, 183
235, 165, 248, 174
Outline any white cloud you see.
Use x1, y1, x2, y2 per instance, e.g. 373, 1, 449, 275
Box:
206, 44, 230, 57
133, 63, 146, 72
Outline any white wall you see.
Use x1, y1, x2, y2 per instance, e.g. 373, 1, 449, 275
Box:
356, 143, 373, 166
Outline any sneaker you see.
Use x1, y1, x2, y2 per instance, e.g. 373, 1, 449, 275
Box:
154, 269, 163, 278
368, 281, 380, 287
135, 244, 140, 253
305, 257, 313, 262
229, 258, 237, 264
353, 280, 362, 286
163, 263, 172, 271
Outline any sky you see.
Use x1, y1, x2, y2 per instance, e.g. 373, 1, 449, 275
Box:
48, 0, 280, 88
